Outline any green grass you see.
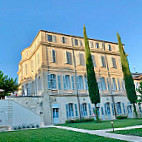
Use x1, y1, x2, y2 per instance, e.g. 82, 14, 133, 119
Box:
114, 128, 142, 137
59, 118, 142, 130
0, 127, 125, 142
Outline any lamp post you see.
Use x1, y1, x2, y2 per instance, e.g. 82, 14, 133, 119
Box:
111, 120, 114, 132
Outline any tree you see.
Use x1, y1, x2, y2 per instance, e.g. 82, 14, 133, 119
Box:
0, 70, 19, 98
136, 82, 142, 103
117, 33, 137, 117
83, 25, 100, 121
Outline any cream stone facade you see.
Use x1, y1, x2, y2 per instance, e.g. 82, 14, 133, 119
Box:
17, 30, 141, 125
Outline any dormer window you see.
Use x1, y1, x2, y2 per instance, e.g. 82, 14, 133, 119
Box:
108, 44, 112, 51
96, 43, 99, 49
75, 39, 78, 46
47, 34, 56, 42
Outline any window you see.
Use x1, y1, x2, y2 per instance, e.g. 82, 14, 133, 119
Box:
84, 76, 88, 90
100, 77, 107, 91
66, 52, 72, 65
61, 37, 67, 44
108, 44, 112, 51
53, 108, 59, 118
91, 55, 96, 67
75, 39, 78, 46
116, 102, 122, 115
52, 50, 56, 63
88, 103, 92, 116
96, 43, 99, 49
57, 75, 61, 90
101, 56, 106, 67
112, 78, 117, 90
68, 103, 74, 117
82, 103, 87, 116
112, 57, 117, 69
47, 34, 56, 42
117, 78, 121, 91
78, 76, 84, 90
48, 74, 57, 89
89, 41, 94, 48
106, 78, 110, 90
63, 75, 71, 90
75, 104, 78, 117
79, 53, 85, 66
49, 49, 56, 63
111, 103, 115, 115
102, 43, 105, 50
71, 76, 75, 90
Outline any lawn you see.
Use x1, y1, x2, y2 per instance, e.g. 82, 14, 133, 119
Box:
59, 118, 142, 130
0, 127, 125, 142
114, 128, 142, 137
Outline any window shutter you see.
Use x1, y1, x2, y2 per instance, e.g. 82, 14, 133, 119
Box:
66, 104, 69, 118
109, 57, 113, 68
99, 55, 103, 67
61, 37, 63, 43
75, 104, 78, 117
118, 59, 122, 69
47, 74, 51, 89
76, 53, 80, 65
63, 75, 66, 90
80, 104, 83, 117
64, 51, 67, 63
49, 49, 53, 62
71, 38, 74, 46
52, 35, 56, 42
104, 104, 107, 115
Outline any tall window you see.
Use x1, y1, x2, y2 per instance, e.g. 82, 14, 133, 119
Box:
116, 102, 122, 115
102, 43, 105, 50
63, 75, 71, 90
48, 74, 57, 89
112, 57, 117, 69
88, 103, 92, 116
75, 39, 78, 46
101, 56, 106, 67
82, 103, 87, 116
106, 78, 110, 90
61, 37, 67, 44
108, 44, 112, 51
112, 78, 117, 90
47, 34, 56, 42
79, 53, 85, 66
74, 104, 78, 117
66, 52, 72, 65
89, 41, 94, 48
121, 79, 125, 90
100, 77, 107, 91
79, 40, 82, 46
96, 43, 99, 49
78, 76, 84, 90
68, 103, 74, 117
52, 50, 56, 63
91, 55, 96, 67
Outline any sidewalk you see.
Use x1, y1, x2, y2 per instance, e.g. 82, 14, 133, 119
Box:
52, 125, 142, 142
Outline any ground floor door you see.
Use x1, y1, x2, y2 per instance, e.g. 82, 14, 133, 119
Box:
127, 105, 133, 118
53, 108, 59, 124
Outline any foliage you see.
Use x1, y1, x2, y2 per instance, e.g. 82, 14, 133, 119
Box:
117, 33, 137, 117
136, 82, 142, 103
83, 25, 100, 121
0, 70, 19, 97
116, 115, 127, 119
65, 118, 94, 123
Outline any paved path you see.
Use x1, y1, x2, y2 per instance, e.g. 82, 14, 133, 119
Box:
52, 125, 142, 142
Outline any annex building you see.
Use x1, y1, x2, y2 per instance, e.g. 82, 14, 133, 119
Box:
15, 30, 141, 125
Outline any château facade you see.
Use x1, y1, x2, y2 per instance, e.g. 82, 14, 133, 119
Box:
18, 30, 135, 124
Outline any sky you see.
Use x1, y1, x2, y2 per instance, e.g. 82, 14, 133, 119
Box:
0, 0, 142, 79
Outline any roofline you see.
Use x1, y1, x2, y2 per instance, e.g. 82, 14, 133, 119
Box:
40, 29, 125, 45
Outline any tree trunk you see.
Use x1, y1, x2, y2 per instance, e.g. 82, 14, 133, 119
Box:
94, 103, 99, 121
133, 103, 138, 118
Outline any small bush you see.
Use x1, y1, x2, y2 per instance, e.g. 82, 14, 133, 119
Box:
13, 126, 17, 130
65, 118, 94, 123
36, 124, 39, 128
116, 115, 127, 119
27, 125, 30, 128
18, 126, 21, 129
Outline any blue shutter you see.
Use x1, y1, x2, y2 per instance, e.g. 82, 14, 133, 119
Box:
65, 104, 69, 118
58, 75, 61, 90
88, 103, 92, 116
63, 75, 66, 90
104, 104, 107, 115
111, 103, 115, 115
47, 74, 51, 89
71, 76, 75, 90
75, 104, 78, 117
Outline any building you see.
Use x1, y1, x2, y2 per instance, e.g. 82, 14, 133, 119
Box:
132, 72, 142, 116
17, 30, 137, 125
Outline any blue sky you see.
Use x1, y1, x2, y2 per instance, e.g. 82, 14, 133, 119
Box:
0, 0, 142, 79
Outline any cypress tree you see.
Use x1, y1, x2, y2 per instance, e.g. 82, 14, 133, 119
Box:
83, 25, 100, 120
117, 33, 137, 117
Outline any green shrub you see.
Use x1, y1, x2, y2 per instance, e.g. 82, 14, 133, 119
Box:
116, 115, 127, 119
65, 118, 94, 123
